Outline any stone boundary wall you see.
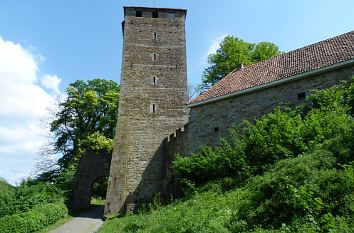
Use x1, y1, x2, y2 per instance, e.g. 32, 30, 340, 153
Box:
186, 65, 354, 154
160, 123, 189, 196
164, 123, 189, 158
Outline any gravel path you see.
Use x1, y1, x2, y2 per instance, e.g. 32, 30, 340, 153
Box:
50, 206, 104, 233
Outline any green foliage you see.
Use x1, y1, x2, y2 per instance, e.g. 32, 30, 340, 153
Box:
251, 42, 282, 61
173, 130, 250, 185
51, 169, 75, 193
0, 178, 12, 191
99, 151, 354, 233
98, 190, 238, 233
242, 104, 352, 174
91, 197, 106, 206
0, 181, 63, 218
228, 149, 354, 232
81, 132, 113, 153
203, 35, 280, 85
241, 106, 307, 173
0, 201, 68, 233
91, 176, 109, 199
50, 79, 119, 170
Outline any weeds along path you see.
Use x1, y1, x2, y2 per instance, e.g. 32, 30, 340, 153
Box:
50, 206, 104, 233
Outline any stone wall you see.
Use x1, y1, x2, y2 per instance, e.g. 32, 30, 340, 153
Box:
186, 65, 354, 154
105, 7, 189, 215
160, 123, 189, 195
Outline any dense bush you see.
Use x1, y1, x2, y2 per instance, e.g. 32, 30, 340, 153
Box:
0, 181, 63, 218
0, 201, 68, 233
228, 148, 354, 232
173, 131, 250, 184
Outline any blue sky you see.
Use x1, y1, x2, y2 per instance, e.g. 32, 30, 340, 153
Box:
0, 0, 353, 184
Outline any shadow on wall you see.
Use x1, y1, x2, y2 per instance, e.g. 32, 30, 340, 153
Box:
120, 123, 190, 213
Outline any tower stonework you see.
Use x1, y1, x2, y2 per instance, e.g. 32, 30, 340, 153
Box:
105, 6, 188, 215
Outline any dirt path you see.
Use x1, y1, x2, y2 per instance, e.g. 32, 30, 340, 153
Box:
50, 206, 104, 233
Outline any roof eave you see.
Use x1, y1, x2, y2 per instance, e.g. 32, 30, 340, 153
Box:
188, 58, 354, 108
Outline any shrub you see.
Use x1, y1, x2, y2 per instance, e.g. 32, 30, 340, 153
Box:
172, 130, 250, 185
0, 201, 68, 233
228, 149, 354, 232
0, 181, 63, 218
241, 106, 307, 173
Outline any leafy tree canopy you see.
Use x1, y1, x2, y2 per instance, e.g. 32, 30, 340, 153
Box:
203, 35, 281, 85
50, 79, 119, 171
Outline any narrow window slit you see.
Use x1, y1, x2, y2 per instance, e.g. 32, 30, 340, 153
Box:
154, 32, 157, 40
150, 104, 157, 113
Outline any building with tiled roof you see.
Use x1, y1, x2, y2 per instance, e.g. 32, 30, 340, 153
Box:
189, 31, 354, 107
175, 31, 354, 153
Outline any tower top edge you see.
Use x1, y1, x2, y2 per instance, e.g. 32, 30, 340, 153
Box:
124, 6, 187, 15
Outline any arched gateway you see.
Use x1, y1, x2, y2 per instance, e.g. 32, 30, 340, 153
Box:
70, 151, 112, 211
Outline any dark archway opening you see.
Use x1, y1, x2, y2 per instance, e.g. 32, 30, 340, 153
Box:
90, 176, 108, 206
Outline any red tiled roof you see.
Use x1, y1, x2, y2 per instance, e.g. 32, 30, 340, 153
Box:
190, 31, 354, 105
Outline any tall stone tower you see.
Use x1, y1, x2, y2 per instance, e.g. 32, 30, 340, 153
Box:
105, 6, 188, 215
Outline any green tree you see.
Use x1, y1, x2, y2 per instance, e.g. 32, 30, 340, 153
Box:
50, 79, 120, 171
203, 36, 280, 85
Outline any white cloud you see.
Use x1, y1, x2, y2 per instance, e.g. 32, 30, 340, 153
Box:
41, 74, 61, 93
206, 34, 228, 57
0, 36, 61, 185
195, 34, 228, 73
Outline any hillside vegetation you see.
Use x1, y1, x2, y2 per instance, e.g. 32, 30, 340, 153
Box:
0, 180, 68, 233
98, 78, 354, 233
0, 178, 12, 191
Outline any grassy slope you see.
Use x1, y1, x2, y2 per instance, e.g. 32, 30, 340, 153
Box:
98, 189, 243, 233
34, 215, 74, 233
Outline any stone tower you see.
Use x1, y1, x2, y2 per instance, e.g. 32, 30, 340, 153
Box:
105, 6, 188, 215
